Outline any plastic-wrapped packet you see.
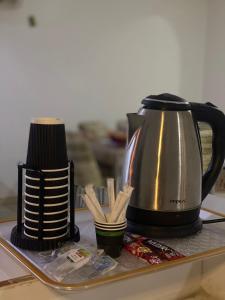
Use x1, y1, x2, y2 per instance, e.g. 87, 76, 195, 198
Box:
43, 246, 92, 281
124, 233, 185, 262
38, 242, 78, 264
74, 255, 118, 280
142, 239, 185, 261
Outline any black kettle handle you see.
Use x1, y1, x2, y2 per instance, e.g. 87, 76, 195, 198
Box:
191, 102, 225, 200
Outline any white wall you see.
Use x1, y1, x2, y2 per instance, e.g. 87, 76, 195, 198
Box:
203, 0, 225, 111
0, 0, 208, 197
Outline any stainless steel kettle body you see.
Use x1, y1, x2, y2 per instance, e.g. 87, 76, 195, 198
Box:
123, 109, 202, 212
122, 94, 225, 237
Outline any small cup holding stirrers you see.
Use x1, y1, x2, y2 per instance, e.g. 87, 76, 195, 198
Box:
82, 179, 133, 258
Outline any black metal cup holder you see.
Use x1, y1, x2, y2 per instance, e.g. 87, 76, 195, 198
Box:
10, 160, 80, 251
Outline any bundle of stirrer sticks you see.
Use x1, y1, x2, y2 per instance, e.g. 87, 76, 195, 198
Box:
82, 178, 133, 223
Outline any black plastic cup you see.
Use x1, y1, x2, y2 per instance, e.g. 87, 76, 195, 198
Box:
95, 221, 126, 258
26, 118, 68, 170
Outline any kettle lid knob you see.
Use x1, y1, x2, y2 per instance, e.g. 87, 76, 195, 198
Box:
142, 93, 191, 111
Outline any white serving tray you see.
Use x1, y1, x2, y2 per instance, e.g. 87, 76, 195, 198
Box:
1, 208, 225, 291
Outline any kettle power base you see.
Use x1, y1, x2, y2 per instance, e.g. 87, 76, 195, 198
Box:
127, 218, 203, 238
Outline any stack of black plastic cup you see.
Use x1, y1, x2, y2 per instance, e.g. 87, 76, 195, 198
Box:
10, 118, 80, 251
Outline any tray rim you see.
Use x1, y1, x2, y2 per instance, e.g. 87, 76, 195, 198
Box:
0, 207, 225, 291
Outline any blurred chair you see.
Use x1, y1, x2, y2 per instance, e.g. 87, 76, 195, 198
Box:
199, 122, 225, 194
91, 140, 125, 179
199, 122, 213, 173
66, 131, 103, 186
78, 121, 125, 180
78, 121, 109, 141
116, 119, 128, 133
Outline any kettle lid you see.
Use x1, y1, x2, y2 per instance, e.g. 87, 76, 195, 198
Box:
142, 93, 191, 111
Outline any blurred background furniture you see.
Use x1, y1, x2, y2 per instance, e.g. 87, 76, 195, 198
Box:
91, 139, 125, 179
77, 120, 127, 181
78, 121, 109, 141
199, 122, 213, 173
198, 122, 225, 194
67, 131, 103, 187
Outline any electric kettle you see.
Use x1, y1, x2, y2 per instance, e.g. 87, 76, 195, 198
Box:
122, 93, 225, 237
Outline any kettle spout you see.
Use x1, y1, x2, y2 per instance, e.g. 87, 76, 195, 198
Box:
127, 113, 145, 143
